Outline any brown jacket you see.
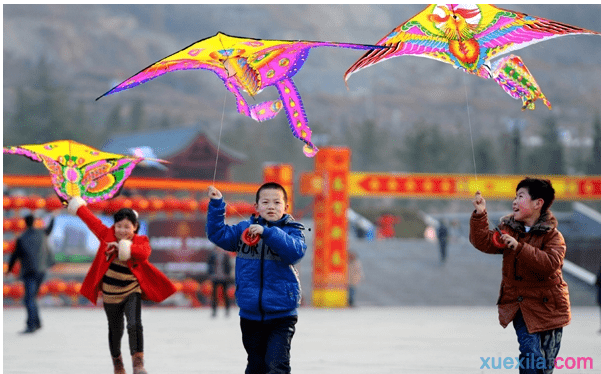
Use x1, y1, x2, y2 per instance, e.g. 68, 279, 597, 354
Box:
470, 210, 570, 333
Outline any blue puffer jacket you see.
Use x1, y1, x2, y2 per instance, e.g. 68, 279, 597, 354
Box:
206, 198, 307, 321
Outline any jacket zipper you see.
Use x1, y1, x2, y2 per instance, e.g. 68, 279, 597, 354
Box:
258, 240, 265, 322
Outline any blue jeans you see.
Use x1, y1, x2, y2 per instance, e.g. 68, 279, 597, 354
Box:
240, 316, 297, 374
513, 310, 563, 374
23, 272, 45, 330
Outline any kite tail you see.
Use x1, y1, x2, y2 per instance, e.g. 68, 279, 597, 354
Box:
491, 55, 552, 111
274, 78, 318, 157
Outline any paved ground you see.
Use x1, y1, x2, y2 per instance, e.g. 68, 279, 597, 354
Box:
3, 306, 600, 373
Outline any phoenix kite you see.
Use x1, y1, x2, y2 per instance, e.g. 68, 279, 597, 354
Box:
345, 4, 600, 110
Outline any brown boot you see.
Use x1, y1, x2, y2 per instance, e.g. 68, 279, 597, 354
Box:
112, 355, 127, 374
132, 352, 148, 374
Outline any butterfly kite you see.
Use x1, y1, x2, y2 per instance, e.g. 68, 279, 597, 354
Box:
345, 4, 601, 110
3, 140, 167, 203
96, 32, 385, 157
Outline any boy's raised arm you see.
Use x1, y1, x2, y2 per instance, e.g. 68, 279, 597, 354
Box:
206, 188, 242, 252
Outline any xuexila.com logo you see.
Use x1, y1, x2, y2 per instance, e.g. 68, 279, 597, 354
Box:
479, 355, 593, 370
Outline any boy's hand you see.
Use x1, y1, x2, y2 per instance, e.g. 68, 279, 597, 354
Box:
501, 234, 518, 250
472, 191, 486, 214
248, 224, 264, 237
208, 185, 222, 200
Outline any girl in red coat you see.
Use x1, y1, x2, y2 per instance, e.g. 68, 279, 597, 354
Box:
68, 196, 176, 374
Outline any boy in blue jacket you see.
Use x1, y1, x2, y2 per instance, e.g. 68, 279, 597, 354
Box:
207, 182, 307, 374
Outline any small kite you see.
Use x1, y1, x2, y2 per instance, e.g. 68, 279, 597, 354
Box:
96, 32, 385, 157
344, 4, 601, 110
3, 140, 168, 203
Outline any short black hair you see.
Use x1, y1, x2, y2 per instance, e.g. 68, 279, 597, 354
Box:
516, 177, 555, 214
255, 182, 288, 204
24, 214, 35, 228
113, 208, 140, 233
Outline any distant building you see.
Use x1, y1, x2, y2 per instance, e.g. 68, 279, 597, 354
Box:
102, 125, 246, 180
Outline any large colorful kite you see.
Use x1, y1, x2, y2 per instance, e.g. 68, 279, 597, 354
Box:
345, 4, 600, 110
3, 140, 167, 203
97, 32, 385, 157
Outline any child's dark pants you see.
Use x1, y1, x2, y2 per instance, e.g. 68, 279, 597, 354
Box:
513, 309, 562, 374
240, 316, 297, 374
103, 293, 143, 357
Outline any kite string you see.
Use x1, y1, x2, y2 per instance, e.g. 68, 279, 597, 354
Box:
212, 92, 227, 185
462, 73, 478, 183
210, 88, 249, 221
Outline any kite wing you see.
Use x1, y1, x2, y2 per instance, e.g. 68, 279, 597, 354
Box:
345, 4, 600, 110
97, 32, 385, 157
3, 140, 167, 203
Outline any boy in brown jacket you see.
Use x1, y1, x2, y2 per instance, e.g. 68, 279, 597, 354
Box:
470, 177, 570, 374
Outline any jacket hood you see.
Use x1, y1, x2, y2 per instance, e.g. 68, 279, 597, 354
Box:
499, 211, 557, 234
250, 213, 305, 230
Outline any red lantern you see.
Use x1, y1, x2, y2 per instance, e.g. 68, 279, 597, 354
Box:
88, 199, 109, 212
45, 195, 63, 210
3, 196, 12, 210
16, 218, 27, 231
172, 281, 183, 294
199, 280, 213, 298
163, 195, 180, 212
65, 280, 82, 297
8, 283, 25, 300
149, 196, 164, 211
227, 284, 236, 300
47, 278, 67, 296
3, 284, 11, 298
121, 197, 134, 209
198, 198, 210, 213
38, 283, 49, 297
3, 219, 13, 232
180, 197, 198, 212
4, 240, 16, 254
182, 278, 200, 295
12, 195, 27, 209
106, 196, 125, 213
25, 194, 46, 210
5, 262, 20, 276
132, 195, 150, 212
5, 218, 27, 232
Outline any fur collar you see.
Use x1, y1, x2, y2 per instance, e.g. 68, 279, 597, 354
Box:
499, 211, 557, 234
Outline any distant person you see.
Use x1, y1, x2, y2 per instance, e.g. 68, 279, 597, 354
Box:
470, 178, 570, 373
206, 182, 307, 374
6, 213, 55, 334
347, 250, 363, 307
437, 220, 449, 263
208, 246, 232, 317
68, 196, 176, 374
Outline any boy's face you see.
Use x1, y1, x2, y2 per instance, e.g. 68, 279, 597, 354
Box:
513, 187, 542, 224
255, 188, 288, 222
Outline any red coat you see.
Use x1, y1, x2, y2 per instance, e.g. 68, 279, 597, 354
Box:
77, 205, 176, 305
470, 210, 571, 333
